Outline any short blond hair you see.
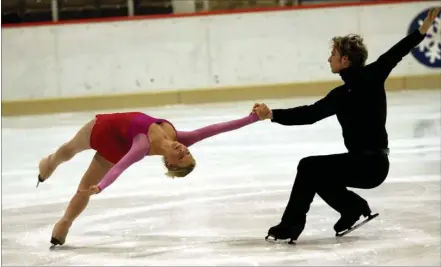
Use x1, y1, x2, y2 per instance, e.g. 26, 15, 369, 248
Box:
163, 157, 196, 178
332, 34, 368, 67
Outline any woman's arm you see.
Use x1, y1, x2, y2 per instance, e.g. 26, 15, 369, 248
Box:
96, 134, 150, 193
177, 113, 259, 147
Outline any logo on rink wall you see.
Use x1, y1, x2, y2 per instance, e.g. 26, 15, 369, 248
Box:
408, 8, 441, 68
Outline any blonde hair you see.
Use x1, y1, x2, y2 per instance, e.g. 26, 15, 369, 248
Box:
163, 157, 196, 178
331, 34, 368, 67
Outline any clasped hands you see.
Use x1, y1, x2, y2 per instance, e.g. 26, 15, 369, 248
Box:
251, 103, 273, 120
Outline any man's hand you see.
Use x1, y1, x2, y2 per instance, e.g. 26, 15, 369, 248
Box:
419, 7, 441, 35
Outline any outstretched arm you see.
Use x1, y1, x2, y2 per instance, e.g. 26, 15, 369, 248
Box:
268, 87, 341, 126
177, 113, 259, 147
370, 30, 425, 79
96, 134, 150, 193
370, 8, 439, 79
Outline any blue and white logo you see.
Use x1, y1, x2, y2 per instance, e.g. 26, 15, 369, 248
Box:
408, 8, 441, 68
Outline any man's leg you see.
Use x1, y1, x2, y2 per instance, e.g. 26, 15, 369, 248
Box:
267, 153, 344, 242
267, 152, 389, 241
312, 152, 390, 232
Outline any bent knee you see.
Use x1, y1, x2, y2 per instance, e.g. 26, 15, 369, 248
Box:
364, 175, 387, 189
297, 156, 317, 172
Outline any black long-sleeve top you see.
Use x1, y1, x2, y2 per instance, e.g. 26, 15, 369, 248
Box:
271, 30, 426, 152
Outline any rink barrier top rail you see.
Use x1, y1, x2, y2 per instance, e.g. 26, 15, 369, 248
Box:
1, 0, 434, 29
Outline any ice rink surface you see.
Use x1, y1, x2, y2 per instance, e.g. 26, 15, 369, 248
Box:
2, 89, 440, 266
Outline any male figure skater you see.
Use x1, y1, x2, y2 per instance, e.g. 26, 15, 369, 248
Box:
253, 7, 440, 243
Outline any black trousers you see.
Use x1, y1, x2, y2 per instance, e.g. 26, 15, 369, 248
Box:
281, 151, 390, 224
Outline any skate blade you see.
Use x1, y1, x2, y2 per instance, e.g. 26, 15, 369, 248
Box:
336, 213, 379, 237
265, 235, 296, 245
49, 237, 63, 250
36, 174, 44, 188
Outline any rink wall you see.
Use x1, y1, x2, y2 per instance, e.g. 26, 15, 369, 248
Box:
2, 0, 441, 116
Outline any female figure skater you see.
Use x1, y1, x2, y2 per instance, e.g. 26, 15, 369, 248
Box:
38, 110, 262, 247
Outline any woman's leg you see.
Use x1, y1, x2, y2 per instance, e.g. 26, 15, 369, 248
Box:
51, 152, 113, 246
38, 119, 96, 183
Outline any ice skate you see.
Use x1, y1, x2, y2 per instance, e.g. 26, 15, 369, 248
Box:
334, 202, 377, 237
335, 213, 379, 237
50, 219, 72, 249
37, 155, 55, 187
265, 221, 305, 244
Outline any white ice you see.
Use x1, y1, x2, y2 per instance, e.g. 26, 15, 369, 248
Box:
2, 89, 440, 266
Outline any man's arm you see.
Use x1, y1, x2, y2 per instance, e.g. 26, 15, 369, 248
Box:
264, 87, 341, 126
369, 7, 439, 79
369, 30, 425, 79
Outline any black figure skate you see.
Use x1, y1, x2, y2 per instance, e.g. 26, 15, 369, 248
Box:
265, 222, 305, 245
36, 174, 45, 188
334, 204, 378, 237
49, 219, 71, 250
37, 155, 54, 188
49, 237, 64, 250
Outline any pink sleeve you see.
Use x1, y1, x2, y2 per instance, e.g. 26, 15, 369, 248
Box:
97, 134, 150, 193
177, 113, 259, 147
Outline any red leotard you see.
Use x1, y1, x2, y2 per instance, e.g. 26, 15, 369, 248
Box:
90, 112, 174, 164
